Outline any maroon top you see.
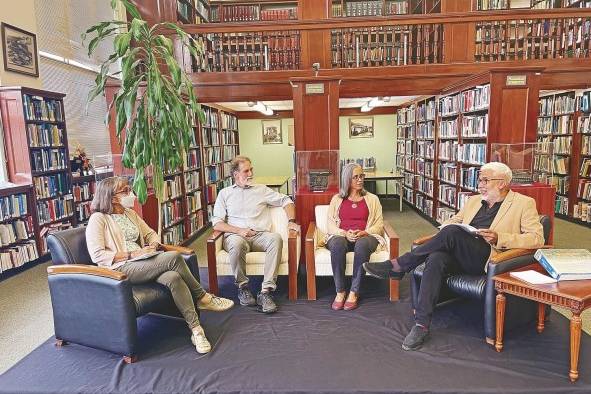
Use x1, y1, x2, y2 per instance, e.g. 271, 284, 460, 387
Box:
339, 198, 369, 231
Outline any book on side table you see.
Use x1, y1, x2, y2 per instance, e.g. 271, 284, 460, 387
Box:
534, 249, 591, 281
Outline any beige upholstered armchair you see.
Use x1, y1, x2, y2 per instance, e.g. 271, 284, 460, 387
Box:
305, 205, 400, 301
206, 206, 301, 300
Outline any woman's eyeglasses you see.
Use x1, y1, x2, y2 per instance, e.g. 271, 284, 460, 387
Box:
115, 186, 131, 194
352, 174, 366, 181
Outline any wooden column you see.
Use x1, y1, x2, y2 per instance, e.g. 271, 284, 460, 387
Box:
291, 76, 341, 257
298, 0, 331, 69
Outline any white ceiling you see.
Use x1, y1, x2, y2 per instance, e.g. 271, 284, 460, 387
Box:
216, 96, 417, 112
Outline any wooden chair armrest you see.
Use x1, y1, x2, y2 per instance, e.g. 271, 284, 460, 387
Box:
413, 234, 435, 246
161, 244, 194, 254
288, 229, 299, 239
384, 223, 399, 241
207, 230, 224, 243
305, 222, 317, 243
47, 264, 127, 281
489, 249, 536, 264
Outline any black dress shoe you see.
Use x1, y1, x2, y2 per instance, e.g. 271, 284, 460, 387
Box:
362, 261, 405, 280
402, 325, 430, 351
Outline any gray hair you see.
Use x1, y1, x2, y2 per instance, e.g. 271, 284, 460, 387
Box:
481, 161, 513, 183
230, 155, 252, 179
91, 176, 127, 214
339, 162, 367, 198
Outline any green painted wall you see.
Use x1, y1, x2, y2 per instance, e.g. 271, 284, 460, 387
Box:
238, 114, 397, 194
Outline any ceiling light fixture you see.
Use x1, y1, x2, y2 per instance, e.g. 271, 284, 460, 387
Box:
360, 97, 390, 112
247, 101, 274, 116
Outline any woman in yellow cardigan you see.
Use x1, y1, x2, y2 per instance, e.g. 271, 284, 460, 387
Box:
325, 163, 385, 311
86, 176, 233, 354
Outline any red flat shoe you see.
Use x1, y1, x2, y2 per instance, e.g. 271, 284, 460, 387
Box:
343, 299, 358, 311
331, 299, 345, 310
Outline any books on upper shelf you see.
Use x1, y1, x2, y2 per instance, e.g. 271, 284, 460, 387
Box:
534, 249, 591, 281
23, 95, 63, 122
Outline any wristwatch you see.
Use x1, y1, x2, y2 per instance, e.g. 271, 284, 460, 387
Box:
127, 252, 131, 260
288, 219, 296, 223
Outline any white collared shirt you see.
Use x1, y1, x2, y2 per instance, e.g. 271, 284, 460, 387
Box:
211, 183, 293, 231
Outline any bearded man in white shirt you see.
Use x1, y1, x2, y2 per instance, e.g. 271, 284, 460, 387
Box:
212, 156, 298, 313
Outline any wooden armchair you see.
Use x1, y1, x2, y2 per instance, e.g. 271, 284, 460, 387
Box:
206, 206, 301, 300
305, 205, 400, 301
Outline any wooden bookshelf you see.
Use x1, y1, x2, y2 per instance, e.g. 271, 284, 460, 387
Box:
576, 89, 591, 225
0, 87, 75, 256
210, 0, 298, 22
71, 174, 97, 226
193, 30, 301, 72
396, 104, 417, 208
177, 0, 211, 23
330, 23, 444, 68
331, 0, 440, 16
534, 91, 577, 216
474, 16, 591, 63
0, 185, 39, 275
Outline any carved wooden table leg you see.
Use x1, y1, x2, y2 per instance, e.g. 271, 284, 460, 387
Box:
495, 292, 506, 352
537, 303, 546, 334
569, 314, 582, 383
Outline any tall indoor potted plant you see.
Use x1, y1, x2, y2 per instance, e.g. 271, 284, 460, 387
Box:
83, 0, 203, 205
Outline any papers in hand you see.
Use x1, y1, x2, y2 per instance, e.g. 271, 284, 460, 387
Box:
509, 270, 557, 285
438, 223, 479, 234
127, 251, 162, 262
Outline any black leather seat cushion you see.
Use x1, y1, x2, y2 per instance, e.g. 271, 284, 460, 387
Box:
132, 284, 177, 317
413, 263, 486, 301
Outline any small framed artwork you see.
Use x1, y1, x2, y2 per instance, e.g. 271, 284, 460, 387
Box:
1, 23, 39, 77
262, 119, 283, 144
349, 117, 374, 139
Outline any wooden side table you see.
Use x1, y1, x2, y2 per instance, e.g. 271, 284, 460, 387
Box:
494, 263, 591, 382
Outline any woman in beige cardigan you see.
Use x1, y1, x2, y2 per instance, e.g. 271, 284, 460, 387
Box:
86, 176, 233, 354
325, 163, 385, 311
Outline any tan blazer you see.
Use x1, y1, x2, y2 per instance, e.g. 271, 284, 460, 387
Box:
444, 190, 545, 259
322, 192, 386, 250
86, 209, 160, 269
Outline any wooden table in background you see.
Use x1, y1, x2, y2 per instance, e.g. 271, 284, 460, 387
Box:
494, 263, 591, 382
364, 171, 404, 212
254, 176, 290, 194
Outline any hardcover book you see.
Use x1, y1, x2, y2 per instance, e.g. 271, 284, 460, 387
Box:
534, 249, 591, 281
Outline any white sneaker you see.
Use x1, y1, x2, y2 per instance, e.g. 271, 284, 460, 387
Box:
191, 326, 211, 354
197, 293, 234, 312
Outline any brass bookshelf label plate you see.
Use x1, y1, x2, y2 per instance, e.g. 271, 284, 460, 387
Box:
506, 75, 527, 86
305, 83, 325, 95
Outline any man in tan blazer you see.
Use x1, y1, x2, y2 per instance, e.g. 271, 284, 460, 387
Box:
364, 162, 544, 351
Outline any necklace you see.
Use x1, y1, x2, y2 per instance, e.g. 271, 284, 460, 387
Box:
352, 203, 357, 208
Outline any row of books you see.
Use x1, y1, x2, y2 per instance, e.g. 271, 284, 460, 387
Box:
573, 201, 591, 222
33, 174, 70, 199
186, 149, 201, 170
582, 135, 591, 155
186, 191, 203, 214
458, 191, 472, 211
37, 197, 73, 226
0, 218, 34, 246
222, 162, 233, 180
187, 211, 205, 236
536, 173, 569, 195
439, 184, 457, 207
31, 149, 67, 172
205, 183, 219, 205
578, 179, 591, 200
161, 200, 184, 228
417, 121, 435, 139
461, 167, 480, 191
403, 172, 415, 188
23, 95, 63, 122
203, 107, 219, 129
397, 106, 416, 125
416, 194, 433, 216
438, 141, 458, 161
580, 115, 591, 134
223, 146, 238, 161
221, 113, 238, 130
185, 170, 201, 192
475, 0, 508, 10
0, 193, 28, 221
403, 186, 413, 203
460, 85, 490, 113
581, 158, 591, 177
458, 143, 486, 165
205, 166, 220, 183
417, 141, 435, 159
0, 241, 38, 274
417, 178, 434, 196
211, 4, 297, 22
163, 176, 183, 201
417, 100, 436, 122
202, 127, 220, 146
436, 207, 455, 223
162, 222, 185, 245
537, 116, 574, 135
439, 119, 459, 138
222, 130, 238, 145
555, 195, 569, 215
438, 162, 457, 184
535, 155, 570, 174
204, 147, 222, 165
72, 182, 94, 203
462, 114, 488, 138
75, 201, 92, 224
260, 8, 297, 21
417, 158, 434, 177
27, 124, 64, 147
341, 157, 377, 170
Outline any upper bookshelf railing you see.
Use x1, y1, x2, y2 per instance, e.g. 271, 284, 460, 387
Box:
175, 9, 591, 73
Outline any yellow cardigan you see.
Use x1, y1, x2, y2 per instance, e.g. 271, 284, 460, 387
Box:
322, 192, 386, 250
86, 208, 160, 269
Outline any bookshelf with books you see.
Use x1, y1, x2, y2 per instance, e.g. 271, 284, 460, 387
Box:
534, 91, 577, 216
71, 174, 96, 226
177, 0, 211, 23
0, 87, 75, 257
396, 104, 417, 208
0, 185, 39, 276
573, 89, 591, 225
210, 1, 298, 22
331, 0, 440, 16
415, 96, 437, 218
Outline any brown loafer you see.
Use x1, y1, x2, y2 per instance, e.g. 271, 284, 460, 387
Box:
331, 299, 345, 310
343, 299, 358, 311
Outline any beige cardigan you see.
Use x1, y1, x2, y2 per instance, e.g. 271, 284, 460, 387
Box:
86, 209, 160, 269
322, 192, 386, 250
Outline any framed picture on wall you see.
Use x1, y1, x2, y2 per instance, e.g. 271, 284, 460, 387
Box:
349, 117, 374, 138
262, 120, 283, 144
1, 23, 39, 77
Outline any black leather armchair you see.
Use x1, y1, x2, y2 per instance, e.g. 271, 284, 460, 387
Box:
410, 215, 551, 346
47, 226, 200, 363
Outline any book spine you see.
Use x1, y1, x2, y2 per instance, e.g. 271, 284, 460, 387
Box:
536, 254, 559, 280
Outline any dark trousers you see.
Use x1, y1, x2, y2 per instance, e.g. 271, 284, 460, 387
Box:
326, 235, 379, 293
398, 226, 491, 327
